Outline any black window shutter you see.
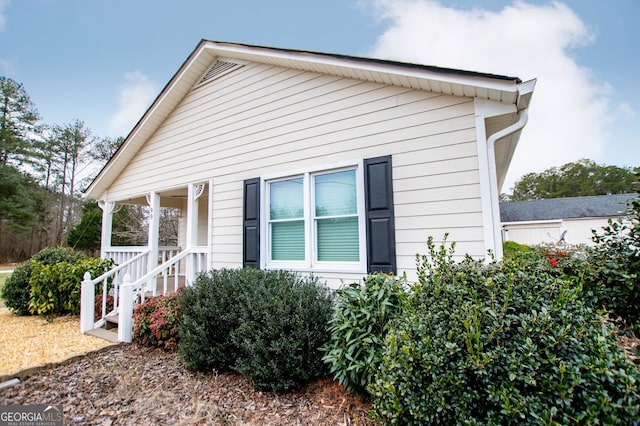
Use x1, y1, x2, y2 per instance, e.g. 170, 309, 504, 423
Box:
243, 178, 260, 269
364, 155, 397, 274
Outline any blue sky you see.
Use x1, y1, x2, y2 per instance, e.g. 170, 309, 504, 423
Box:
0, 0, 638, 192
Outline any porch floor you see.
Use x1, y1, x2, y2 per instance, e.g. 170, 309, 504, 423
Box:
144, 274, 187, 298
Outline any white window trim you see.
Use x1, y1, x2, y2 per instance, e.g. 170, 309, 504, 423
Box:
261, 159, 367, 273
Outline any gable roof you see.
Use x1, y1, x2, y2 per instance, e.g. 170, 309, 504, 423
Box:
500, 193, 637, 222
86, 40, 535, 199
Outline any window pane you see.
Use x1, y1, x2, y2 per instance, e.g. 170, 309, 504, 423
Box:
317, 217, 359, 261
272, 220, 305, 261
270, 178, 303, 220
315, 170, 356, 217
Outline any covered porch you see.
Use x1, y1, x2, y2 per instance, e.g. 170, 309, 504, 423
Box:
80, 180, 213, 342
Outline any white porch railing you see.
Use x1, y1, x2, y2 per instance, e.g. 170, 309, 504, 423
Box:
118, 247, 207, 342
80, 246, 207, 342
104, 246, 182, 268
80, 249, 150, 333
80, 246, 182, 334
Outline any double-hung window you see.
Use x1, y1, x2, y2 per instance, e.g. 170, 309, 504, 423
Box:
266, 166, 365, 271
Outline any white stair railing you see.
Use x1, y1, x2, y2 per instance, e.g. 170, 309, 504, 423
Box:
117, 247, 207, 343
80, 249, 150, 333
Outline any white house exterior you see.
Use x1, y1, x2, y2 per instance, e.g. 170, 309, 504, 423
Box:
81, 40, 535, 341
501, 193, 636, 247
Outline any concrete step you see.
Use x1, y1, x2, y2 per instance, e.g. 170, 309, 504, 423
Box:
86, 327, 119, 343
104, 314, 119, 330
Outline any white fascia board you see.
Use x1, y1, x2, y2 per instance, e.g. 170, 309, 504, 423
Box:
516, 79, 537, 110
475, 99, 517, 118
202, 42, 521, 99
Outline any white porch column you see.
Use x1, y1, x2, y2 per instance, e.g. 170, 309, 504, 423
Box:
118, 274, 134, 343
185, 183, 202, 284
207, 178, 214, 270
98, 200, 115, 259
147, 191, 160, 294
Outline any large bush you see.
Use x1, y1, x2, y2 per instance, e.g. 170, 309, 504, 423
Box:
232, 270, 334, 391
178, 268, 333, 392
178, 268, 248, 372
370, 237, 640, 425
323, 273, 406, 395
589, 193, 640, 330
28, 256, 113, 316
1, 247, 90, 316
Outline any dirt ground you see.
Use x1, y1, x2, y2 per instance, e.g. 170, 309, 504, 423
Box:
0, 344, 375, 425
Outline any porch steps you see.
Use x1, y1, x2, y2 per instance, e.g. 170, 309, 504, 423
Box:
86, 327, 119, 343
105, 314, 119, 330
86, 314, 119, 343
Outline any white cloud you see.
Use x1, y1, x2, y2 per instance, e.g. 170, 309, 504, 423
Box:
365, 0, 612, 192
109, 71, 156, 136
0, 0, 9, 31
616, 102, 636, 119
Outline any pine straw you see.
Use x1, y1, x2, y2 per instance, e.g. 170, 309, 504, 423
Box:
0, 302, 116, 381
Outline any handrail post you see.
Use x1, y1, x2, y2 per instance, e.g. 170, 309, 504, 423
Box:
80, 272, 95, 333
118, 273, 135, 343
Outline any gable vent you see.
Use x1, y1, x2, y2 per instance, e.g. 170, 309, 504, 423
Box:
196, 60, 243, 86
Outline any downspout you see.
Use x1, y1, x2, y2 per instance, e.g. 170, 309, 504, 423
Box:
486, 109, 529, 260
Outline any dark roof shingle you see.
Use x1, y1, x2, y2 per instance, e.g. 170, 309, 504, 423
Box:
500, 193, 637, 222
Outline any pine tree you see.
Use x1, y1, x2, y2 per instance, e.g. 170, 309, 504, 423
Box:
0, 76, 40, 167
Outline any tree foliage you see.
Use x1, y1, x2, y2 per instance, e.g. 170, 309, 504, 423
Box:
509, 158, 637, 201
0, 164, 51, 260
0, 76, 129, 261
67, 201, 102, 255
0, 76, 40, 167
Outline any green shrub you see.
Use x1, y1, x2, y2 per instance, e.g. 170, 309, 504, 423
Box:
589, 193, 640, 331
31, 246, 84, 264
133, 293, 181, 351
370, 236, 640, 425
178, 268, 248, 372
28, 256, 113, 316
179, 268, 334, 392
231, 270, 334, 392
1, 262, 33, 315
323, 273, 406, 395
0, 247, 99, 316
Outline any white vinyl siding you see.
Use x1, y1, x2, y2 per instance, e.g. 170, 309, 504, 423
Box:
106, 61, 483, 285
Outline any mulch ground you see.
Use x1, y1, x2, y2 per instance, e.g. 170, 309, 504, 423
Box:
0, 344, 377, 425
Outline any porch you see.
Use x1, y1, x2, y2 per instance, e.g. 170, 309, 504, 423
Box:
80, 181, 213, 342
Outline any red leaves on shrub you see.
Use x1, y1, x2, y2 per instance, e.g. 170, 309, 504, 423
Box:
94, 294, 114, 322
133, 292, 182, 351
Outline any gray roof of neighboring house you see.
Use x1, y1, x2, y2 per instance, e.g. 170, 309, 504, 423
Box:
500, 193, 637, 222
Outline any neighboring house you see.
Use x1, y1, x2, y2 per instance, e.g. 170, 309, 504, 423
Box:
81, 40, 535, 341
500, 193, 636, 246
